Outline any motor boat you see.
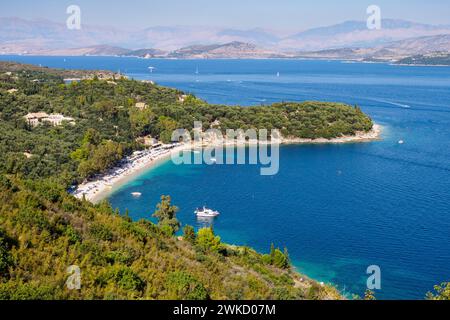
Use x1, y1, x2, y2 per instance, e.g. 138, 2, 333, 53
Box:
195, 207, 220, 218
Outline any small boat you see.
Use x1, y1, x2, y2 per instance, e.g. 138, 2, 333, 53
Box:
195, 207, 220, 218
276, 72, 280, 77
398, 140, 405, 145
131, 192, 142, 198
210, 158, 217, 163
148, 66, 155, 73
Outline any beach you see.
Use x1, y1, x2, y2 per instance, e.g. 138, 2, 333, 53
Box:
73, 124, 382, 203
72, 143, 186, 203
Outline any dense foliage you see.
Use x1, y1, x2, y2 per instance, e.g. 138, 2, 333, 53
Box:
0, 176, 341, 300
0, 62, 377, 300
0, 62, 372, 187
427, 283, 450, 300
397, 53, 450, 66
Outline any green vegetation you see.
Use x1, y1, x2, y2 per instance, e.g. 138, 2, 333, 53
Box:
0, 61, 372, 187
0, 176, 341, 300
0, 61, 377, 300
0, 61, 445, 301
397, 53, 450, 66
363, 289, 376, 301
152, 196, 181, 236
426, 283, 450, 300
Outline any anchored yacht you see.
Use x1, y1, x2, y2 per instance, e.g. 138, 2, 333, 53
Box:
195, 207, 220, 218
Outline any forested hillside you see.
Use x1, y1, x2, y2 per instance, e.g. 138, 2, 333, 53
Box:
0, 62, 373, 187
0, 176, 342, 300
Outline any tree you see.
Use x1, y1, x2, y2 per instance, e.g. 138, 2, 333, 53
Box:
0, 231, 14, 277
129, 107, 155, 137
152, 195, 180, 235
156, 116, 178, 144
427, 282, 450, 300
364, 289, 376, 301
182, 225, 196, 243
196, 227, 222, 253
264, 243, 290, 269
166, 271, 209, 300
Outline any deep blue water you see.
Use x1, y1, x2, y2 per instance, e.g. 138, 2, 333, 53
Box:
3, 56, 450, 299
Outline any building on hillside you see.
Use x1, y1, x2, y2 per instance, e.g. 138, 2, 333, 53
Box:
24, 112, 76, 127
45, 114, 76, 126
135, 102, 149, 110
24, 112, 49, 127
136, 135, 160, 147
178, 94, 188, 103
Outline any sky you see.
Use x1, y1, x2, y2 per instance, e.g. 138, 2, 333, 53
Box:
1, 0, 450, 31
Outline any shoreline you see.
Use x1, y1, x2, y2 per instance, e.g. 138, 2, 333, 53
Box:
73, 124, 382, 203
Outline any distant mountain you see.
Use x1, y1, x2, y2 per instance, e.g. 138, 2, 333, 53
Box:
2, 45, 132, 57
1, 16, 450, 57
216, 28, 280, 46
125, 48, 168, 58
168, 41, 286, 59
0, 17, 133, 53
128, 26, 283, 50
281, 19, 450, 51
295, 34, 450, 65
379, 34, 450, 56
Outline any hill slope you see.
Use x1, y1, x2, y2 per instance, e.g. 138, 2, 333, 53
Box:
296, 34, 450, 64
0, 176, 341, 300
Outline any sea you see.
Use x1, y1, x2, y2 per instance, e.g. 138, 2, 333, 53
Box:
2, 56, 450, 299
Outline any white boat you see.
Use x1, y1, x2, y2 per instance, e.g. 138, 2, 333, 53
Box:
398, 140, 405, 145
131, 192, 142, 198
195, 207, 220, 218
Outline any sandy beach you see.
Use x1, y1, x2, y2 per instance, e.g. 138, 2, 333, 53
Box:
73, 124, 382, 203
72, 143, 187, 203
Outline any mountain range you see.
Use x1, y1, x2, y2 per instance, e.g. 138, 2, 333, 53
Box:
1, 17, 450, 63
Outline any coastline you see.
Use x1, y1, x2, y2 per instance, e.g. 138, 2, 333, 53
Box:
74, 124, 382, 203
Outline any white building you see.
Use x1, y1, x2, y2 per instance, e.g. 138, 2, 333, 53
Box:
24, 112, 75, 127
135, 102, 149, 110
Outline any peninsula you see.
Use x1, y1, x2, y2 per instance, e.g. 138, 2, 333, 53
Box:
0, 61, 378, 300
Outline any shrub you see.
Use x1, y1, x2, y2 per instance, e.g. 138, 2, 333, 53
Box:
0, 282, 59, 300
166, 271, 209, 300
0, 232, 14, 277
427, 282, 450, 300
182, 225, 196, 243
89, 223, 113, 241
97, 266, 145, 292
196, 228, 223, 253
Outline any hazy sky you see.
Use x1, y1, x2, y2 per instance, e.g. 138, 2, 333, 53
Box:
2, 0, 450, 30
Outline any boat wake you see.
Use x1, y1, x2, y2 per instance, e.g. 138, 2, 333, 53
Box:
370, 98, 412, 109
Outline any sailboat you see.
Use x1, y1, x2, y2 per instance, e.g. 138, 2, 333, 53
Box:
276, 72, 280, 77
195, 66, 199, 74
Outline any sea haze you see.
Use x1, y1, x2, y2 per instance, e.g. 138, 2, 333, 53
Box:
2, 56, 449, 299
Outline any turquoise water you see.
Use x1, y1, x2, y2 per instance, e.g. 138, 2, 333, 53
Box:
3, 56, 450, 299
